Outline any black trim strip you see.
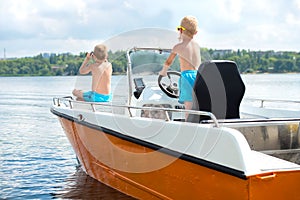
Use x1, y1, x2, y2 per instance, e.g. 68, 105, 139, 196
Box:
51, 108, 247, 180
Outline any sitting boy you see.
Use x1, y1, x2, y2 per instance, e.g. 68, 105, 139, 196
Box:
72, 44, 112, 102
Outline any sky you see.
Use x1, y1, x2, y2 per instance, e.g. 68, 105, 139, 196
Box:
1, 0, 300, 58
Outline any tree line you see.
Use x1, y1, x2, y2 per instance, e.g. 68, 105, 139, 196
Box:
202, 48, 300, 73
0, 48, 299, 76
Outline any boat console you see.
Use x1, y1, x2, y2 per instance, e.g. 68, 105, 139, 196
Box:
133, 78, 145, 99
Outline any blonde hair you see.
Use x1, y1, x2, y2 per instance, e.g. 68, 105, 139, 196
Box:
94, 44, 108, 61
180, 16, 198, 38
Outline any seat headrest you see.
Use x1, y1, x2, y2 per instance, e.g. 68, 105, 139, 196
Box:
189, 60, 245, 122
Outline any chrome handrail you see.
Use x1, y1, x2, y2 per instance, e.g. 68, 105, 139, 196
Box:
244, 98, 300, 108
52, 97, 220, 127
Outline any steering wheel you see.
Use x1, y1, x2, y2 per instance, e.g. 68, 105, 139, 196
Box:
158, 71, 181, 98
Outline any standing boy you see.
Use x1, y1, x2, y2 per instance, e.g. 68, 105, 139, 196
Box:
159, 16, 201, 117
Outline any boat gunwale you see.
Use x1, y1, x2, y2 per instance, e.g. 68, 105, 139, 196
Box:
50, 106, 248, 180
244, 98, 300, 107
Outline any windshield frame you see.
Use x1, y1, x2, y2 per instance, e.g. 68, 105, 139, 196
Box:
126, 47, 176, 104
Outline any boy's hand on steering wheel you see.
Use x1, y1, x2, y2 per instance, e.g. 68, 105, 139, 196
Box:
159, 69, 167, 77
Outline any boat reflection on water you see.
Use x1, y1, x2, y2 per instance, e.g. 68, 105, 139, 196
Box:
54, 166, 135, 200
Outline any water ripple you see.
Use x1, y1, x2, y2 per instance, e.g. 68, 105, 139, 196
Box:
0, 76, 134, 199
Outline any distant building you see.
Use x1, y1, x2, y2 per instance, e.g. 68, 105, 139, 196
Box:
3, 48, 6, 60
42, 53, 50, 58
51, 65, 67, 70
42, 53, 57, 58
61, 52, 72, 56
212, 49, 233, 57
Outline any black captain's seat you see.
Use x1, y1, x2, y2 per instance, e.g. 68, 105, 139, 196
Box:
187, 60, 245, 123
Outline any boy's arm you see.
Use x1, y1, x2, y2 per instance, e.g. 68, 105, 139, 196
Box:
159, 52, 176, 76
79, 53, 93, 74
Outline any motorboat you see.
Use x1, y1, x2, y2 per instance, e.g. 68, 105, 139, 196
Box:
51, 47, 300, 200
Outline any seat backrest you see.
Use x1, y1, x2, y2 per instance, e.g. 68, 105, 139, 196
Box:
188, 60, 245, 122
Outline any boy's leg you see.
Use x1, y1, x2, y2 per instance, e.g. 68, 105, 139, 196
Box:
184, 101, 192, 119
72, 89, 84, 101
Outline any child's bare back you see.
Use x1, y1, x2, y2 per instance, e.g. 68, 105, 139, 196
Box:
91, 60, 112, 95
72, 44, 112, 102
173, 37, 201, 71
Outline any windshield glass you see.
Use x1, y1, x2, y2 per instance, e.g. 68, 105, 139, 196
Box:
130, 49, 180, 87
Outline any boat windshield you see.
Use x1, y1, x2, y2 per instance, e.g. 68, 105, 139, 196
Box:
129, 49, 180, 87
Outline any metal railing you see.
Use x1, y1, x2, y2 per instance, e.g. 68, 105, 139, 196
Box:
52, 97, 220, 127
244, 98, 300, 108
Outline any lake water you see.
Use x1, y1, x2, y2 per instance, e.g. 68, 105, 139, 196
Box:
0, 74, 300, 199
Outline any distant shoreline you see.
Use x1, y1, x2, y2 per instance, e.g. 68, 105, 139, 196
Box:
1, 72, 300, 78
1, 49, 299, 76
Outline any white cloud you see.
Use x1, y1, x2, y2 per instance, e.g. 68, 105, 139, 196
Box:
217, 0, 243, 22
286, 13, 300, 25
123, 1, 134, 9
295, 0, 300, 9
0, 0, 300, 58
